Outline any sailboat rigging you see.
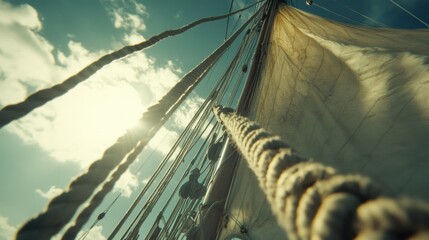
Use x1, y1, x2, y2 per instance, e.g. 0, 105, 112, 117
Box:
1, 0, 429, 239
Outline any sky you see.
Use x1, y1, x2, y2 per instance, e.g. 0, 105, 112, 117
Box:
0, 0, 428, 239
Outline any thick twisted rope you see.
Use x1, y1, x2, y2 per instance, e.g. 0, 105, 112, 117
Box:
61, 141, 145, 240
213, 105, 429, 240
0, 1, 261, 129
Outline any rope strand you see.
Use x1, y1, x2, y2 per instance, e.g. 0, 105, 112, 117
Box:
390, 0, 429, 27
213, 105, 429, 240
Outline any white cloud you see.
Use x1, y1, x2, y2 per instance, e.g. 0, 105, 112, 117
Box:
1, 1, 183, 168
111, 9, 147, 31
56, 41, 105, 76
112, 10, 124, 29
76, 225, 106, 240
36, 185, 63, 199
142, 178, 149, 185
0, 0, 41, 30
106, 0, 148, 44
113, 169, 139, 198
123, 32, 146, 45
0, 0, 57, 106
0, 216, 16, 240
133, 1, 147, 16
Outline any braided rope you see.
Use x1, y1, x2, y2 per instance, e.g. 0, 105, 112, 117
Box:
0, 1, 261, 129
61, 142, 145, 240
14, 11, 260, 239
213, 105, 429, 240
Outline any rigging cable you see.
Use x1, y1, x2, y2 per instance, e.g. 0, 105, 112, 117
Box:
123, 31, 246, 237
225, 0, 235, 40
228, 0, 251, 38
225, 212, 252, 239
225, 28, 258, 107
161, 20, 261, 237
135, 128, 173, 173
329, 0, 390, 27
108, 92, 216, 239
216, 26, 256, 106
77, 193, 121, 240
170, 199, 202, 239
116, 91, 223, 239
389, 0, 429, 27
310, 2, 368, 26
123, 118, 212, 240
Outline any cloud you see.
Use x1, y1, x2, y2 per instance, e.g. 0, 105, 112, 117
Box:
105, 0, 148, 44
113, 169, 139, 198
1, 0, 183, 168
0, 216, 16, 240
76, 225, 106, 240
123, 32, 146, 45
142, 178, 149, 185
0, 0, 41, 30
0, 0, 57, 106
56, 41, 106, 76
171, 93, 205, 129
112, 10, 146, 31
36, 185, 63, 199
107, 0, 149, 31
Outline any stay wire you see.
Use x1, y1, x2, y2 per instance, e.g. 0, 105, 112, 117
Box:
226, 28, 259, 107
329, 0, 390, 27
220, 10, 264, 107
225, 0, 235, 40
389, 0, 429, 27
124, 103, 219, 239
312, 2, 368, 26
78, 193, 121, 240
162, 122, 222, 237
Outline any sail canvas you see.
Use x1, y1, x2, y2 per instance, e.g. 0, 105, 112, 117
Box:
219, 4, 429, 239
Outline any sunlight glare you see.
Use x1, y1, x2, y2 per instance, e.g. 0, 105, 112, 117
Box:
35, 82, 145, 167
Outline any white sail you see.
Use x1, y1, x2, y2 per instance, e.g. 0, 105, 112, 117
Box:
219, 4, 429, 239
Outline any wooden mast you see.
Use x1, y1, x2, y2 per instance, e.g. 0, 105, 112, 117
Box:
196, 1, 280, 239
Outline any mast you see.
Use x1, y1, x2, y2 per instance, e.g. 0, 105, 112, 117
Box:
238, 0, 280, 115
197, 1, 281, 239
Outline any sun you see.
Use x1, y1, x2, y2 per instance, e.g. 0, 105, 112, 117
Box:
29, 82, 145, 167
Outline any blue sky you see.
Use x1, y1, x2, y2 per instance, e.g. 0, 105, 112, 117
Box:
0, 0, 428, 239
